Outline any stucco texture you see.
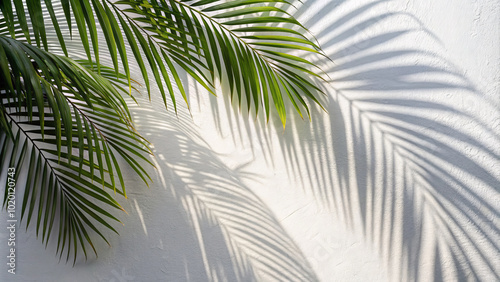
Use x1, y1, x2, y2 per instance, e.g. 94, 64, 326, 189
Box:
1, 0, 499, 281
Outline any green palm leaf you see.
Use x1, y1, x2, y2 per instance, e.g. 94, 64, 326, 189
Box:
1, 0, 326, 125
115, 0, 327, 124
0, 36, 152, 262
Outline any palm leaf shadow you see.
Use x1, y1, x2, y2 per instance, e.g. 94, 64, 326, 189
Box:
125, 95, 318, 281
207, 0, 500, 281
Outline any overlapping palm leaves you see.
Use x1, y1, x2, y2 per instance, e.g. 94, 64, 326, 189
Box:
0, 0, 325, 262
0, 35, 153, 263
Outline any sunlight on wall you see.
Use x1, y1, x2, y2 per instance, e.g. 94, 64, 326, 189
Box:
1, 0, 498, 281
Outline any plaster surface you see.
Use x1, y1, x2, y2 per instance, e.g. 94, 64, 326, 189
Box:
1, 0, 499, 281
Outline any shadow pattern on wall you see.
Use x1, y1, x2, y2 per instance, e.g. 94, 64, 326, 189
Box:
207, 0, 500, 281
126, 97, 318, 281
8, 1, 499, 281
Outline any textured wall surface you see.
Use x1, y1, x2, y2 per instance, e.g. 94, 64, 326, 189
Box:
1, 0, 499, 281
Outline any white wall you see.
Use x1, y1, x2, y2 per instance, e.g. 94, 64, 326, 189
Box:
1, 0, 499, 281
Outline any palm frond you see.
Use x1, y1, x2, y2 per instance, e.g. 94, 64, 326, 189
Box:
0, 36, 152, 263
1, 0, 327, 126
